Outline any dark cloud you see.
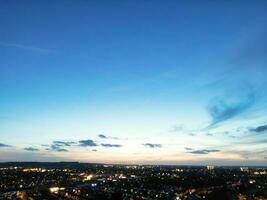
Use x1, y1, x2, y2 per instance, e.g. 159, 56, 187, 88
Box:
43, 139, 98, 151
98, 134, 107, 139
79, 140, 98, 147
189, 150, 209, 155
207, 88, 255, 127
143, 143, 162, 148
98, 134, 119, 140
43, 140, 74, 152
185, 147, 193, 151
53, 141, 76, 146
42, 141, 72, 152
206, 149, 220, 153
47, 144, 69, 152
251, 124, 267, 133
24, 147, 39, 151
101, 143, 122, 148
188, 149, 220, 155
0, 143, 11, 147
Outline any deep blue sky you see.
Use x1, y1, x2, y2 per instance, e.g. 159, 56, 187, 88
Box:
0, 1, 266, 165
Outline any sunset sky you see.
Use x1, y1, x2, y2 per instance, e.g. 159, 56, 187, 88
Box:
0, 1, 267, 165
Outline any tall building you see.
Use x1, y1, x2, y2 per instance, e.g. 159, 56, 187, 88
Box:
207, 165, 215, 170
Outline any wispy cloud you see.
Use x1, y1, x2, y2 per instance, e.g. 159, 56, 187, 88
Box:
169, 125, 197, 136
188, 133, 196, 136
143, 143, 162, 148
53, 141, 76, 146
234, 138, 267, 145
231, 28, 267, 67
101, 143, 122, 148
24, 147, 39, 151
170, 125, 184, 133
79, 139, 98, 147
0, 143, 11, 147
207, 87, 256, 127
0, 42, 54, 54
226, 149, 267, 160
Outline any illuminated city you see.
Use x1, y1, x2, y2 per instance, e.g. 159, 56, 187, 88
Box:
0, 162, 267, 199
1, 1, 267, 199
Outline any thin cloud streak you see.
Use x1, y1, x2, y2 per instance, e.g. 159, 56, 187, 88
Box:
188, 149, 220, 155
53, 141, 76, 146
0, 42, 54, 54
101, 143, 122, 148
143, 143, 162, 148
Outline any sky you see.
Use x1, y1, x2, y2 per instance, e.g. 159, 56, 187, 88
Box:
0, 0, 267, 166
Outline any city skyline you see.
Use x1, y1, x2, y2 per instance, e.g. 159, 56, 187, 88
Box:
0, 1, 267, 165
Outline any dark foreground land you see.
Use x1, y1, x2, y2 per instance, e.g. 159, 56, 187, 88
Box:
0, 162, 266, 200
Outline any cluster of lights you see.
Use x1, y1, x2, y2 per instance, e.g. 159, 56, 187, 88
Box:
207, 165, 215, 170
118, 174, 127, 179
22, 168, 46, 173
254, 171, 266, 175
84, 174, 93, 181
49, 187, 65, 194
